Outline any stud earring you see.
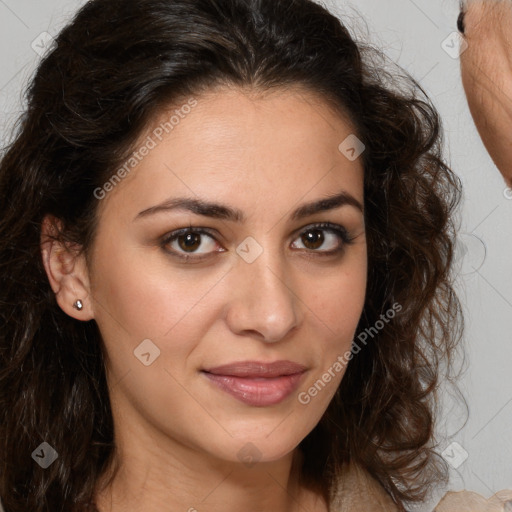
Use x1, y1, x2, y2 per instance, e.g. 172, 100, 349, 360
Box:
73, 299, 83, 311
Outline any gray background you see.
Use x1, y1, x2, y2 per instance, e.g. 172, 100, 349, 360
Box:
1, 0, 511, 510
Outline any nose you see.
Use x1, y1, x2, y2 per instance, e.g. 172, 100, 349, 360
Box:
224, 247, 301, 343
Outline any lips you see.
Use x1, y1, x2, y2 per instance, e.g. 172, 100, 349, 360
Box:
203, 360, 307, 378
201, 360, 307, 407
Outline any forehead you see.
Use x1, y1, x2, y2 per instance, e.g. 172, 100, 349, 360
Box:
95, 84, 364, 219
146, 84, 356, 145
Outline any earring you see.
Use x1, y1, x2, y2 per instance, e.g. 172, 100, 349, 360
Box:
73, 299, 83, 311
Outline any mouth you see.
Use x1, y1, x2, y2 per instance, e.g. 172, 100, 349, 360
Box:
201, 360, 308, 407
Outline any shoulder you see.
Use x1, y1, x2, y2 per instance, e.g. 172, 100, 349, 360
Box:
330, 463, 400, 512
434, 489, 512, 512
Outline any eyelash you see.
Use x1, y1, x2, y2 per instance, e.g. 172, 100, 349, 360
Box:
160, 222, 355, 262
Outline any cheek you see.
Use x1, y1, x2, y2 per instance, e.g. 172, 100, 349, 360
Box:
90, 237, 220, 341
297, 268, 366, 409
303, 258, 367, 398
89, 240, 224, 407
88, 240, 229, 391
309, 260, 367, 340
323, 278, 365, 329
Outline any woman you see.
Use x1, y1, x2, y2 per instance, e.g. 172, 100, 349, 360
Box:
0, 0, 463, 510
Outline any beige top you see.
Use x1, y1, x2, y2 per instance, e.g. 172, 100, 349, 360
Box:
333, 464, 512, 512
331, 464, 400, 511
0, 467, 510, 511
434, 490, 512, 512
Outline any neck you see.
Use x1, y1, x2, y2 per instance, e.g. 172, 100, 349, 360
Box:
93, 432, 326, 512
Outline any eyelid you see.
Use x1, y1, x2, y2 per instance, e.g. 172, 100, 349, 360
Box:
290, 221, 349, 240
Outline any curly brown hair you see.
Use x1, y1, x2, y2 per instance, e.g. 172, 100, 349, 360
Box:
0, 0, 463, 510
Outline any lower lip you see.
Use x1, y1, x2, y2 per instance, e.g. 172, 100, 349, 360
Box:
202, 371, 306, 407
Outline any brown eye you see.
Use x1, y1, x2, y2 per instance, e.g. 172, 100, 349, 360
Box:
162, 228, 222, 259
301, 229, 325, 250
177, 232, 202, 252
291, 223, 352, 254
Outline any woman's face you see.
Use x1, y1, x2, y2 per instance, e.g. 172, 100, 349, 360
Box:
86, 86, 367, 465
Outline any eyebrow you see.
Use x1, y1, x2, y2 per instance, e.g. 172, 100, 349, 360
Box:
134, 190, 363, 222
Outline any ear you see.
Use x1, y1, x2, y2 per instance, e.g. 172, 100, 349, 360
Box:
40, 215, 95, 321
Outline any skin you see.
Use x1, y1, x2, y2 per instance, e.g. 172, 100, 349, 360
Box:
40, 85, 367, 512
460, 0, 512, 187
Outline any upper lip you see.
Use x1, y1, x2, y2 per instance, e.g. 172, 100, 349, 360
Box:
202, 360, 307, 378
